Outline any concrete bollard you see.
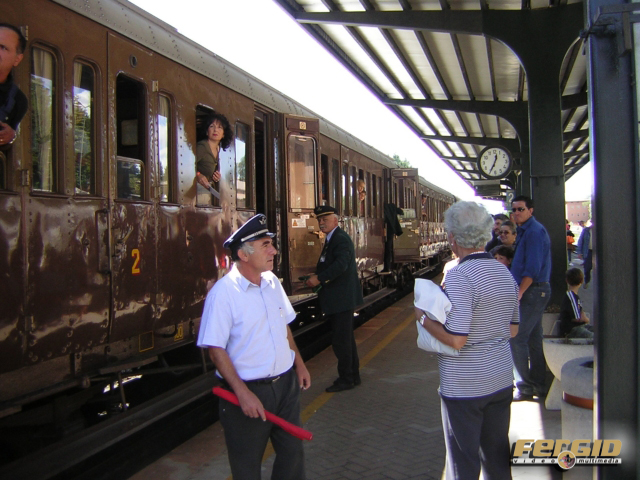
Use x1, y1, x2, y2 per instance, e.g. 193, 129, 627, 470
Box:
561, 355, 594, 480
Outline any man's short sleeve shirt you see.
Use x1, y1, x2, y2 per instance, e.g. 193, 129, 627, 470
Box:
197, 264, 296, 380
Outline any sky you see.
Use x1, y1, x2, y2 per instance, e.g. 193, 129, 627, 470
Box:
130, 0, 593, 211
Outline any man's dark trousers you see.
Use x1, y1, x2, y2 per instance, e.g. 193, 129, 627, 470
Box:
329, 309, 359, 384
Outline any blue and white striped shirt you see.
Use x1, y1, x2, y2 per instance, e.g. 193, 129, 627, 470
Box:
439, 252, 519, 398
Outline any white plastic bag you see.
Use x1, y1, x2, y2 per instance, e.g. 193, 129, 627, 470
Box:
414, 279, 460, 356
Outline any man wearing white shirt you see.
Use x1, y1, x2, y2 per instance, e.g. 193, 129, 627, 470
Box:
197, 214, 310, 480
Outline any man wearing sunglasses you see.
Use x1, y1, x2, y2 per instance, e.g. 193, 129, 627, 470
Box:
509, 195, 552, 402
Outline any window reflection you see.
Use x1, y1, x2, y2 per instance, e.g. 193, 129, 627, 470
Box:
157, 95, 171, 202
235, 123, 249, 208
116, 160, 143, 200
31, 47, 56, 192
73, 61, 94, 195
342, 164, 348, 216
288, 135, 316, 209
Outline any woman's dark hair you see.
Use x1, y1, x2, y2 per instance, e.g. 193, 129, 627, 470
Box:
500, 220, 517, 234
199, 112, 233, 150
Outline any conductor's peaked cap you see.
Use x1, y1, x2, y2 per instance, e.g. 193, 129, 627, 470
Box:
314, 205, 338, 218
223, 214, 275, 249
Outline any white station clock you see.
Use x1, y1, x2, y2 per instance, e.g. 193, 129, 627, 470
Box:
477, 146, 512, 179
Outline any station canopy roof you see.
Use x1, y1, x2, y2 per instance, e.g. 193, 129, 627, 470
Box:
273, 0, 588, 199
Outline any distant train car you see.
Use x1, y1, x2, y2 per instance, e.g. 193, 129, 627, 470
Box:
0, 0, 454, 444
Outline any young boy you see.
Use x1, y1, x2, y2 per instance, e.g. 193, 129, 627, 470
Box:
491, 245, 514, 268
559, 268, 593, 338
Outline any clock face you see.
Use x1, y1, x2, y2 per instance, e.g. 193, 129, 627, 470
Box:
478, 147, 511, 179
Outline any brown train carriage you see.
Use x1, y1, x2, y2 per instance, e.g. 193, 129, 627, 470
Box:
0, 0, 455, 435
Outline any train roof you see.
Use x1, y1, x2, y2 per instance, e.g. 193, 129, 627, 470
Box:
54, 0, 455, 198
418, 176, 456, 200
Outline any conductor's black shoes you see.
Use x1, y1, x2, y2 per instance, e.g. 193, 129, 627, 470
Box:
326, 381, 354, 393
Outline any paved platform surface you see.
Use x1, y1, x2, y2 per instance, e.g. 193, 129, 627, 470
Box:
131, 267, 597, 480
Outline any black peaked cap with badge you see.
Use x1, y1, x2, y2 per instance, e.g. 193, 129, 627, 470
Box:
223, 214, 275, 250
314, 205, 338, 218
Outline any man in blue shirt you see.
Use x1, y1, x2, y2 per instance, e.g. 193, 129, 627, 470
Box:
510, 195, 552, 401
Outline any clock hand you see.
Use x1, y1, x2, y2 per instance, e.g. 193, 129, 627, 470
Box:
489, 154, 497, 174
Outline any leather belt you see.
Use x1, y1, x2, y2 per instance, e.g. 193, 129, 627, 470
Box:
245, 367, 293, 385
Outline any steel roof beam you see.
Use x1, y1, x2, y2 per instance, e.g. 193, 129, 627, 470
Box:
292, 5, 583, 39
561, 91, 588, 109
563, 129, 588, 141
419, 134, 520, 152
383, 97, 527, 122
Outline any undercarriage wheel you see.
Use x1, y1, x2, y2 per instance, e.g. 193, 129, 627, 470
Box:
401, 266, 414, 290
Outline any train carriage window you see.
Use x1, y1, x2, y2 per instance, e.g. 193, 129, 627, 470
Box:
31, 47, 57, 192
235, 122, 251, 209
116, 75, 146, 200
351, 166, 357, 216
371, 173, 377, 218
377, 176, 382, 218
157, 95, 172, 202
320, 154, 328, 205
331, 158, 339, 209
341, 163, 348, 216
72, 61, 95, 195
357, 169, 365, 217
288, 134, 316, 209
366, 172, 372, 218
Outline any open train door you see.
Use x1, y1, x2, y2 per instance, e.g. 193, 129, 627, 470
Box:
106, 33, 158, 344
282, 115, 323, 296
391, 168, 421, 263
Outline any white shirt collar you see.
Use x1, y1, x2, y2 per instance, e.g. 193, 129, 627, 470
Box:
325, 226, 338, 243
231, 263, 276, 291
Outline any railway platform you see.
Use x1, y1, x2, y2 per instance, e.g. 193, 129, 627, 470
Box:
132, 276, 595, 480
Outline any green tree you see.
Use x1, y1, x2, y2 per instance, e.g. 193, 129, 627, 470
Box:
392, 154, 411, 168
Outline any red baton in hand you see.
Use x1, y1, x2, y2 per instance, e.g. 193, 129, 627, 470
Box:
212, 387, 313, 441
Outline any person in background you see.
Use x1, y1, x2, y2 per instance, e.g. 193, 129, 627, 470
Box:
559, 267, 593, 338
484, 213, 508, 252
492, 245, 514, 269
566, 220, 576, 263
509, 195, 552, 402
195, 112, 233, 193
357, 179, 366, 215
417, 200, 519, 480
304, 205, 363, 392
576, 220, 593, 289
197, 214, 310, 480
0, 23, 27, 147
497, 220, 517, 249
382, 202, 404, 273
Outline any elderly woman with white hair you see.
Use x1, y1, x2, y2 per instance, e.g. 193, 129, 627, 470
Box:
416, 201, 519, 480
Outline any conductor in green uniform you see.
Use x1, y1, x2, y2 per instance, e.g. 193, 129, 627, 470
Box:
305, 206, 364, 392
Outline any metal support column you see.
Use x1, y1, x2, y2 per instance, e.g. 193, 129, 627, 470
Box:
586, 0, 639, 476
489, 5, 584, 306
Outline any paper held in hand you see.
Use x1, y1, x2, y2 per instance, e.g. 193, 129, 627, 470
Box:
414, 279, 460, 356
